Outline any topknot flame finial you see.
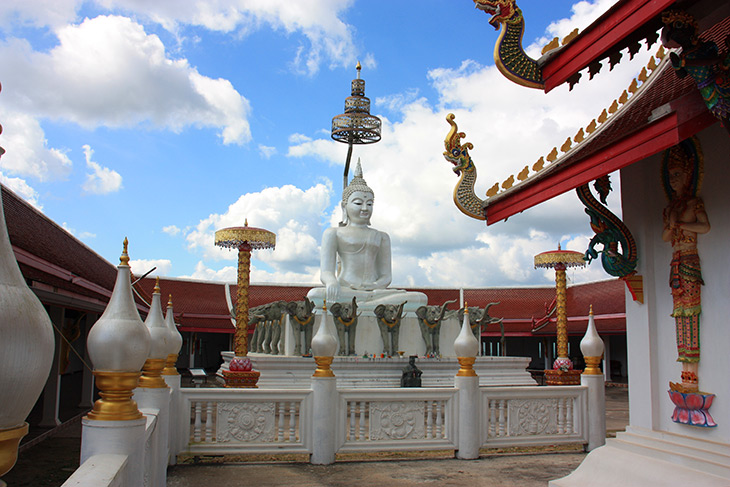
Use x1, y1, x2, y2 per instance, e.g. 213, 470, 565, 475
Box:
153, 276, 161, 294
120, 237, 130, 266
168, 294, 173, 307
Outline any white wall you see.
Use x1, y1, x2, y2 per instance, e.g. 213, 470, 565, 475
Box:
621, 122, 729, 443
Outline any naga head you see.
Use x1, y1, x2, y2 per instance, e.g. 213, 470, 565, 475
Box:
443, 113, 475, 175
474, 0, 519, 29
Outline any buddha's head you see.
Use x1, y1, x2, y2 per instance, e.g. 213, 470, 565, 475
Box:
342, 160, 374, 225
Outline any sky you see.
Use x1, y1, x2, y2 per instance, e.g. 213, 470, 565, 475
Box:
0, 0, 657, 289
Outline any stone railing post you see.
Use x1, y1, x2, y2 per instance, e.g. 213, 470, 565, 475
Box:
580, 305, 606, 451
454, 306, 481, 460
310, 302, 338, 465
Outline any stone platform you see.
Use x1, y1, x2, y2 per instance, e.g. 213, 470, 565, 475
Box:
218, 353, 536, 389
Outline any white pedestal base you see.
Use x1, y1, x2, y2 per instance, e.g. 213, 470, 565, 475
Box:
550, 426, 730, 486
218, 353, 535, 388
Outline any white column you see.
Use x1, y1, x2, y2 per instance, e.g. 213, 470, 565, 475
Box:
163, 374, 181, 465
582, 373, 606, 451
455, 374, 480, 459
40, 306, 63, 427
310, 376, 337, 465
603, 336, 612, 382
134, 389, 170, 486
81, 417, 146, 487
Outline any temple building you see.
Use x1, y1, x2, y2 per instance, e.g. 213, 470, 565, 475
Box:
459, 0, 729, 484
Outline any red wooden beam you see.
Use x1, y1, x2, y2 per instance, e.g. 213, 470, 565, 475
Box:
485, 105, 716, 224
542, 0, 675, 93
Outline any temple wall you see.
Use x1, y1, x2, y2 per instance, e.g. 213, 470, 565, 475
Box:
621, 122, 729, 443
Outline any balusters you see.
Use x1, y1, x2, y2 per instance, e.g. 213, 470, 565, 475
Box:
565, 398, 573, 434
193, 401, 202, 442
489, 399, 497, 438
359, 402, 367, 440
205, 402, 214, 442
435, 401, 443, 438
557, 399, 565, 435
426, 401, 433, 439
498, 400, 506, 437
289, 402, 297, 441
349, 401, 356, 440
278, 402, 286, 442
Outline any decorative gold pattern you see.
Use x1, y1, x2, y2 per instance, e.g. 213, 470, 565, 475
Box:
457, 356, 477, 377
583, 356, 603, 375
120, 237, 130, 266
0, 423, 28, 477
562, 28, 579, 45
215, 227, 276, 250
450, 47, 668, 202
542, 37, 559, 55
86, 371, 143, 421
313, 356, 335, 378
138, 358, 168, 388
162, 353, 179, 376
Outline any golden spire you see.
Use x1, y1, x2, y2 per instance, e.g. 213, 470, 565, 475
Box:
589, 304, 594, 315
153, 276, 160, 294
356, 61, 362, 78
168, 294, 173, 307
244, 218, 248, 227
120, 237, 130, 266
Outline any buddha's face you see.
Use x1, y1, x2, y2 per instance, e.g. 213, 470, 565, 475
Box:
344, 190, 374, 225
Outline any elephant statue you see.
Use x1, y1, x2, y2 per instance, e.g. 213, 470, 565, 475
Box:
458, 302, 502, 346
330, 297, 360, 356
415, 299, 457, 356
286, 298, 316, 356
261, 300, 288, 355
374, 301, 407, 357
248, 305, 267, 353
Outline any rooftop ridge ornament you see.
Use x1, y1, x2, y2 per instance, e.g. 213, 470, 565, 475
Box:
331, 62, 382, 200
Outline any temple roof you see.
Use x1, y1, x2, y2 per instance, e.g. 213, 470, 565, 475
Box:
483, 13, 730, 224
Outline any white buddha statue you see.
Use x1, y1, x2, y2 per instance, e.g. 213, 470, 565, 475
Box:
307, 162, 427, 312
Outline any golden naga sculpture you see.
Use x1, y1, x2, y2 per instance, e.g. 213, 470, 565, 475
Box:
443, 113, 486, 221
473, 0, 545, 89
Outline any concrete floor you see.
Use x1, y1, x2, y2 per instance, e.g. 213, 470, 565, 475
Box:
3, 385, 629, 487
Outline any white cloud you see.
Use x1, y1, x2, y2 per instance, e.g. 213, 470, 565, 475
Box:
185, 183, 331, 279
163, 225, 181, 236
0, 108, 72, 182
0, 173, 41, 208
184, 260, 319, 285
0, 15, 251, 144
258, 145, 277, 159
61, 222, 96, 240
81, 144, 122, 195
129, 258, 173, 277
0, 0, 80, 29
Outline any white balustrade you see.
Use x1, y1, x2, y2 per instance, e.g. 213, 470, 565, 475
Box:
180, 388, 312, 455
336, 388, 457, 452
481, 386, 588, 448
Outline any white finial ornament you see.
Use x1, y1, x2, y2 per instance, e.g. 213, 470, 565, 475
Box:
163, 294, 183, 375
139, 277, 170, 388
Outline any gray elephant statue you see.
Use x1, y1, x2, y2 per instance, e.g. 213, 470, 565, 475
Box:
248, 305, 267, 352
458, 302, 502, 349
261, 300, 288, 355
415, 299, 457, 356
374, 301, 407, 357
330, 297, 360, 356
286, 298, 316, 356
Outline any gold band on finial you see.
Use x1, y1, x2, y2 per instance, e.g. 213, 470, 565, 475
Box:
168, 294, 173, 307
120, 237, 130, 266
589, 304, 593, 315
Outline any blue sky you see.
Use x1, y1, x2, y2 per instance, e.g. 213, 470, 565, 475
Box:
0, 0, 655, 288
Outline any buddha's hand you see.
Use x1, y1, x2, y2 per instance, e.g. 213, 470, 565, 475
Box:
326, 283, 340, 303
350, 282, 376, 291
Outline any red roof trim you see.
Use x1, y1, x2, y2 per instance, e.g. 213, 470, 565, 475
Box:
486, 96, 716, 224
179, 327, 234, 334
542, 0, 675, 92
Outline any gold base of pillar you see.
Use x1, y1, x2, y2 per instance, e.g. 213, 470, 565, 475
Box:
456, 357, 477, 377
583, 356, 603, 375
0, 423, 28, 478
544, 369, 582, 385
86, 371, 143, 421
222, 370, 260, 388
162, 353, 179, 376
138, 358, 168, 388
313, 356, 335, 378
